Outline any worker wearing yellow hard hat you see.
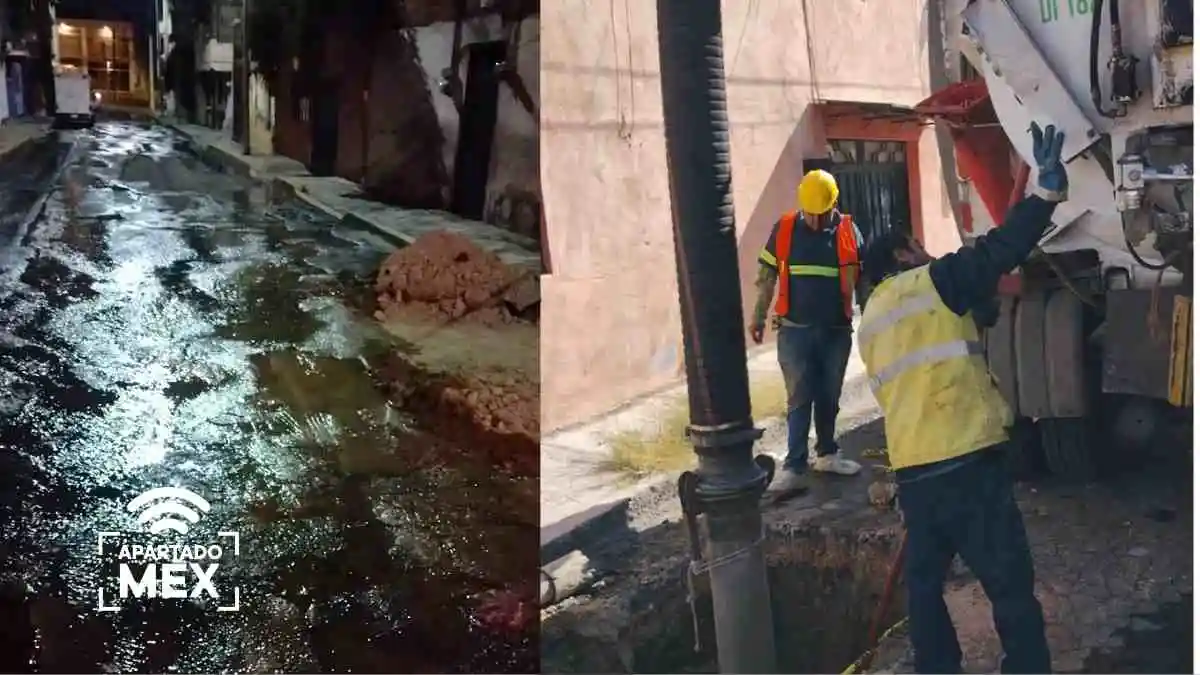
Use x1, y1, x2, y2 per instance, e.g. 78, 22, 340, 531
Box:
750, 168, 864, 494
797, 167, 840, 214
855, 123, 1066, 674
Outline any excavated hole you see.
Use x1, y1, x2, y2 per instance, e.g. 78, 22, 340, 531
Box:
542, 518, 906, 673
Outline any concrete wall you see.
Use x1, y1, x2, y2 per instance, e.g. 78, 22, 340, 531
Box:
49, 2, 58, 63
156, 0, 172, 49
411, 15, 540, 240
540, 0, 957, 431
484, 17, 539, 242
327, 22, 370, 182
271, 6, 539, 223
360, 27, 447, 207
272, 63, 309, 166
413, 17, 501, 182
247, 73, 272, 154
0, 62, 8, 122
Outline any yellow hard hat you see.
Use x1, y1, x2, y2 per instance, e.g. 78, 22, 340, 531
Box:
797, 169, 839, 215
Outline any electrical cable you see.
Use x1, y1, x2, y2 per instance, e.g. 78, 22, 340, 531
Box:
1090, 0, 1118, 118
1124, 236, 1176, 271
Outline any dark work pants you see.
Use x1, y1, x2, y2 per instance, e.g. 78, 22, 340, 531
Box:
776, 324, 852, 471
897, 449, 1051, 674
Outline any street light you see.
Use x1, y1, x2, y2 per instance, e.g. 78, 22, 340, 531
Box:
57, 22, 76, 35
99, 25, 114, 40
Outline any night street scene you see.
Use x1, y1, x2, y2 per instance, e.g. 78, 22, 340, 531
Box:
0, 0, 541, 671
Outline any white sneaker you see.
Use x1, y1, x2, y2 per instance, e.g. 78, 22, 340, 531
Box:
767, 467, 810, 493
812, 453, 862, 476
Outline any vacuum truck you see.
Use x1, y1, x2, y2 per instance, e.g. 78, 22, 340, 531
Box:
917, 0, 1192, 480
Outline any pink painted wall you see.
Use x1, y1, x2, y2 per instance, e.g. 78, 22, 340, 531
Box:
540, 0, 958, 431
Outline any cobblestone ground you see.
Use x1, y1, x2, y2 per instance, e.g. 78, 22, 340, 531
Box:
874, 423, 1192, 674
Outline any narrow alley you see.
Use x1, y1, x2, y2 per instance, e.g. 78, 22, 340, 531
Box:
0, 121, 537, 673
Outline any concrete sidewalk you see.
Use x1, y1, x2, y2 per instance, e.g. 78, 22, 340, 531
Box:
157, 118, 542, 272
540, 329, 882, 546
0, 118, 51, 158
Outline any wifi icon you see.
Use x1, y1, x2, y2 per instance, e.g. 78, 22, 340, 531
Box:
126, 487, 212, 535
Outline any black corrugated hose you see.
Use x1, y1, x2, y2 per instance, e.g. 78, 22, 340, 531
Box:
656, 0, 777, 672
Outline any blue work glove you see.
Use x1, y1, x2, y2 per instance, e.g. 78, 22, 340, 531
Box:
1030, 122, 1067, 202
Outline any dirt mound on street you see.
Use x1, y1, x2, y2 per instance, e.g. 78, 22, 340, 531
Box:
375, 231, 536, 327
368, 230, 538, 477
375, 352, 537, 477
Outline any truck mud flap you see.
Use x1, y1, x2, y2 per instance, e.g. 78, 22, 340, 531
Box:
1102, 288, 1190, 403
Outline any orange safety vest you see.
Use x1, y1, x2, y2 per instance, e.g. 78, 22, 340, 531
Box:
774, 212, 860, 320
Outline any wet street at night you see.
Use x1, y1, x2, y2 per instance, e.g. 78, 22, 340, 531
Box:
0, 122, 537, 673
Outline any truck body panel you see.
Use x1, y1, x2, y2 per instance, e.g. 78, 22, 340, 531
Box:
925, 0, 1192, 475
947, 0, 1191, 289
53, 67, 95, 129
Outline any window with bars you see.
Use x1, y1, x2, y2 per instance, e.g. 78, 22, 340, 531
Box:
826, 138, 913, 248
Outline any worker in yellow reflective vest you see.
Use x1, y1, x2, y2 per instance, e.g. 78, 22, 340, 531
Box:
856, 123, 1066, 674
750, 169, 864, 494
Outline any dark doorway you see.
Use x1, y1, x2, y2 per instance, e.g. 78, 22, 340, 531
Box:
826, 139, 913, 248
310, 77, 340, 177
1161, 0, 1192, 46
451, 41, 506, 220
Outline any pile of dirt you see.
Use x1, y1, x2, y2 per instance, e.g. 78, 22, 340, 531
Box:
369, 231, 538, 477
375, 231, 538, 327
374, 352, 538, 477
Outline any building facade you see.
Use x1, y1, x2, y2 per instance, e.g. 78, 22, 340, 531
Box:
540, 0, 962, 431
270, 0, 539, 238
55, 19, 145, 104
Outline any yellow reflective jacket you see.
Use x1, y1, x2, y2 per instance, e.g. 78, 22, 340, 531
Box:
857, 266, 1013, 470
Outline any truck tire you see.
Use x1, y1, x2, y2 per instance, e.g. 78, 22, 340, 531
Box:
1038, 417, 1097, 482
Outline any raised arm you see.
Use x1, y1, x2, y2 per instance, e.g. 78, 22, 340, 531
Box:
927, 196, 1058, 315
928, 123, 1068, 316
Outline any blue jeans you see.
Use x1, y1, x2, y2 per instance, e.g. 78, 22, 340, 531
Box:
897, 448, 1051, 674
776, 324, 852, 471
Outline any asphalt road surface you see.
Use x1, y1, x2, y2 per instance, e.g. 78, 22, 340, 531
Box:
0, 123, 536, 673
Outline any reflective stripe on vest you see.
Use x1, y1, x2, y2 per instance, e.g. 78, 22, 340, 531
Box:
857, 292, 940, 344
773, 212, 859, 319
857, 267, 1013, 470
789, 264, 839, 277
867, 340, 984, 393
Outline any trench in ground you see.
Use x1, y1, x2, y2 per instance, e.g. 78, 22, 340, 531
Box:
543, 415, 1192, 674
541, 491, 906, 674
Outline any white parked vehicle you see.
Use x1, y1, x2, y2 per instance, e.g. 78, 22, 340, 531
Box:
53, 66, 95, 129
